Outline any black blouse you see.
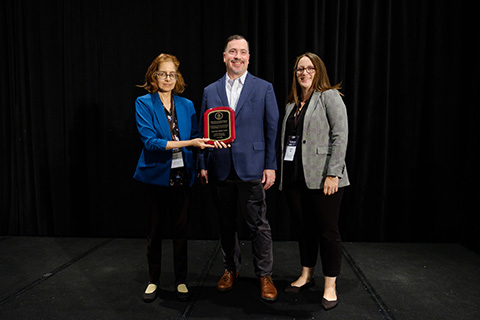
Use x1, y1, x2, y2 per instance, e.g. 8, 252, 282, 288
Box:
283, 96, 311, 185
163, 101, 186, 187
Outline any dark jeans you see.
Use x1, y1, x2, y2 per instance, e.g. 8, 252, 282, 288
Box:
213, 176, 273, 277
144, 184, 189, 284
284, 182, 344, 277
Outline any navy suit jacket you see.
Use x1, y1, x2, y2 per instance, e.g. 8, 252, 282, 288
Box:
133, 93, 198, 187
198, 73, 279, 181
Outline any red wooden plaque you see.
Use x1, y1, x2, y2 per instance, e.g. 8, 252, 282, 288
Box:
203, 107, 235, 144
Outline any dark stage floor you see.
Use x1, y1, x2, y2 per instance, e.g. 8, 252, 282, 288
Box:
1, 237, 479, 320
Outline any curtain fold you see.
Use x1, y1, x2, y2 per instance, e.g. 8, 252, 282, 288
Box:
1, 0, 478, 251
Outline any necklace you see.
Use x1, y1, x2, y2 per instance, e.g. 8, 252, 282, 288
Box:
295, 93, 311, 116
159, 93, 172, 112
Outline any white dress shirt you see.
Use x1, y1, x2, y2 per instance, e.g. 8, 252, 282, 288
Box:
225, 71, 247, 111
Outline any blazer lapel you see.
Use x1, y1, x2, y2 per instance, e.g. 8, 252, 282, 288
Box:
152, 92, 172, 139
234, 72, 254, 117
215, 75, 229, 108
174, 96, 188, 141
282, 102, 295, 143
304, 91, 321, 129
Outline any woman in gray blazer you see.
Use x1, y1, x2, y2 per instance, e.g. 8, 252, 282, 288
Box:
279, 52, 349, 310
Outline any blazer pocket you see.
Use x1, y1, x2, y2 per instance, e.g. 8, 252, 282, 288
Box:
253, 141, 265, 150
316, 146, 331, 155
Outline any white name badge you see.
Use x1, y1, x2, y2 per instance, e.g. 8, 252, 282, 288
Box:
284, 135, 299, 161
171, 150, 184, 168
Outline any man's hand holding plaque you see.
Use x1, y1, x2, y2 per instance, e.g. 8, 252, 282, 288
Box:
203, 107, 235, 146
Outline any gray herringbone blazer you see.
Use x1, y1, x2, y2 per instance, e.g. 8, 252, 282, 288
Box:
279, 89, 350, 190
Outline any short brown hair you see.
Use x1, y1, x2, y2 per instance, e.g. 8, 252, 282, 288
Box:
138, 53, 186, 94
224, 34, 249, 52
286, 52, 342, 106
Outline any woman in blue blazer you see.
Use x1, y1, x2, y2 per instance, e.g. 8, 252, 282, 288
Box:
134, 53, 212, 303
280, 53, 349, 310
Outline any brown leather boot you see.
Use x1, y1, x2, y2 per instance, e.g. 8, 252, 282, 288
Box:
217, 269, 239, 292
259, 275, 278, 301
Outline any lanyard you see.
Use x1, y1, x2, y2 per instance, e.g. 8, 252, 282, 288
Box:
163, 97, 184, 169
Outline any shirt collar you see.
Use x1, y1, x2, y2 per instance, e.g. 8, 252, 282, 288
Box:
226, 71, 248, 85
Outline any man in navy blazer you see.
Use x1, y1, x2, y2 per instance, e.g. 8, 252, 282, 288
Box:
198, 35, 279, 301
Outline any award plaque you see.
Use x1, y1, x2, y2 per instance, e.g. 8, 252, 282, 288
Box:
204, 107, 236, 144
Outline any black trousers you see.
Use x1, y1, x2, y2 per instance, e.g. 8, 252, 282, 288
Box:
143, 184, 189, 285
284, 182, 344, 277
213, 176, 273, 277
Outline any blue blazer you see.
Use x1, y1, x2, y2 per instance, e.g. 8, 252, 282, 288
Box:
198, 73, 279, 181
133, 93, 199, 187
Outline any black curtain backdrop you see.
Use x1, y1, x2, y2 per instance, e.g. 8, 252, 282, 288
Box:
1, 1, 479, 251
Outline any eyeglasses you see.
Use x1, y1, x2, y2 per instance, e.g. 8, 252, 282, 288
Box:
156, 71, 178, 80
295, 66, 316, 75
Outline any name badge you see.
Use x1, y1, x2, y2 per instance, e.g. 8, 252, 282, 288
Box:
171, 149, 184, 168
284, 135, 299, 161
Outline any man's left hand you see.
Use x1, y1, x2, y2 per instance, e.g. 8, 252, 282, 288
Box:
262, 169, 276, 190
